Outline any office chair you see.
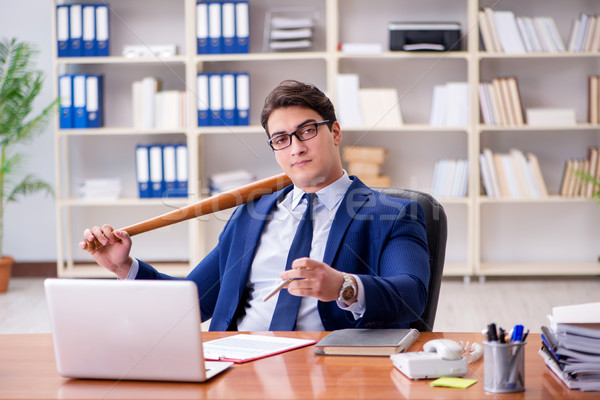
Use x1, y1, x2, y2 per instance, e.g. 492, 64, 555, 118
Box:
373, 188, 448, 332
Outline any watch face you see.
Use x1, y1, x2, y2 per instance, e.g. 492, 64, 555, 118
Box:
342, 286, 355, 301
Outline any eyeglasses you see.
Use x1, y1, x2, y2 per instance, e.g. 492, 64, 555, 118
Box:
268, 120, 330, 151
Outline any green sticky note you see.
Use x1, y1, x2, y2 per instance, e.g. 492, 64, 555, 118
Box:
430, 377, 477, 389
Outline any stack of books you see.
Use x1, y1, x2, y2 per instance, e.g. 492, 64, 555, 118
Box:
479, 148, 548, 199
478, 77, 524, 126
478, 8, 565, 53
559, 147, 600, 199
342, 146, 390, 187
539, 302, 600, 392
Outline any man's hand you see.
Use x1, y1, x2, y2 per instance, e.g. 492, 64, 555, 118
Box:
280, 257, 357, 304
79, 225, 133, 280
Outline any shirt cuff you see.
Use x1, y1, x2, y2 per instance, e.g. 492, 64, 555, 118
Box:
336, 274, 366, 319
123, 258, 139, 280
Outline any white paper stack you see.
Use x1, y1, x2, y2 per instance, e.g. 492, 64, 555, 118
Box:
78, 178, 122, 200
209, 169, 255, 194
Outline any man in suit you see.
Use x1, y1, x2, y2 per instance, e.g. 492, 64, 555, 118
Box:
80, 80, 430, 331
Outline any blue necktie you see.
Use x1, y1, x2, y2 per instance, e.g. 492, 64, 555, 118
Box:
269, 193, 315, 331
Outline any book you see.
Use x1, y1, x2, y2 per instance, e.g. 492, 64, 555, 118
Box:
507, 77, 524, 125
203, 334, 316, 364
482, 7, 502, 53
342, 146, 387, 165
526, 152, 549, 197
314, 328, 419, 356
336, 74, 363, 126
526, 108, 576, 126
493, 10, 526, 53
590, 76, 599, 124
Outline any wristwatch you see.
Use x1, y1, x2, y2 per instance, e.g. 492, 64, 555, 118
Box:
338, 273, 357, 303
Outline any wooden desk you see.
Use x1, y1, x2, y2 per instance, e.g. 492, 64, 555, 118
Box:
0, 332, 595, 399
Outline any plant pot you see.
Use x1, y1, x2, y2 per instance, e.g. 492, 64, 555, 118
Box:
0, 256, 14, 293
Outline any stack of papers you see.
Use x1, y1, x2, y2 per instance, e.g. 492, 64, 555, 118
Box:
539, 302, 600, 391
209, 169, 255, 195
78, 178, 121, 201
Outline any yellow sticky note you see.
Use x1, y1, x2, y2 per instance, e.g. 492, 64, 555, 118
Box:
430, 377, 477, 389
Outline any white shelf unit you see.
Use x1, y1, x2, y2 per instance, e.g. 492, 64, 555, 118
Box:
475, 0, 600, 277
52, 0, 599, 278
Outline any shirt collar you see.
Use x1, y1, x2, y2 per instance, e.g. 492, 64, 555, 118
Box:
290, 170, 352, 211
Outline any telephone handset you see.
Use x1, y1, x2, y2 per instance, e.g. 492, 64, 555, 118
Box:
390, 339, 468, 379
423, 339, 463, 360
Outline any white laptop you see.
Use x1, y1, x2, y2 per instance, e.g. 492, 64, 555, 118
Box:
44, 278, 232, 382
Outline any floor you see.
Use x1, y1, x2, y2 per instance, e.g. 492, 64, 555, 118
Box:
1, 276, 599, 334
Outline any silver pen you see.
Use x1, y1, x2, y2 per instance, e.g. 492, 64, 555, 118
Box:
263, 278, 293, 302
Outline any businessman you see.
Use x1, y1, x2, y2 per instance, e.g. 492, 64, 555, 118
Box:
80, 80, 430, 331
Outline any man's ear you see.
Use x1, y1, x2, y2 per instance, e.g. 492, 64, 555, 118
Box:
331, 121, 342, 145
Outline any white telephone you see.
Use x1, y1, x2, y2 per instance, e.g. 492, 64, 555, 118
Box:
390, 339, 468, 380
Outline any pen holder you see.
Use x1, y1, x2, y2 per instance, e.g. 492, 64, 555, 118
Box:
483, 341, 526, 393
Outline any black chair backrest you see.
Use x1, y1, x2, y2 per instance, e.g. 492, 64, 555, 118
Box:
373, 188, 448, 332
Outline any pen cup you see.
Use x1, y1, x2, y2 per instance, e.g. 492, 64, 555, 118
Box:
483, 340, 526, 393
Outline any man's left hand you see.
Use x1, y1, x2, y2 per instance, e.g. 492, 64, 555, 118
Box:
281, 257, 357, 304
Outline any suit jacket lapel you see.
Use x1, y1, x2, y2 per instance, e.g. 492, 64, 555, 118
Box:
322, 179, 371, 267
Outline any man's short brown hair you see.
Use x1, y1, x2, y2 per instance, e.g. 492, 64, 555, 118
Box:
260, 80, 337, 136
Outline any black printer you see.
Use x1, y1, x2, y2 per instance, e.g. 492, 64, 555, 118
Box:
389, 22, 462, 51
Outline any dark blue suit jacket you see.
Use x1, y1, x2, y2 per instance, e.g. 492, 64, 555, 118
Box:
137, 177, 430, 331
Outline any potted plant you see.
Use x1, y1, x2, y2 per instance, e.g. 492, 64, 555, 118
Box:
0, 38, 56, 292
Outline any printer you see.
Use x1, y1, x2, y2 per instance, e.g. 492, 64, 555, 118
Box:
389, 22, 462, 51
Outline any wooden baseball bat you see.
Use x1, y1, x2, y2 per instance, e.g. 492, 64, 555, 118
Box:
85, 172, 292, 251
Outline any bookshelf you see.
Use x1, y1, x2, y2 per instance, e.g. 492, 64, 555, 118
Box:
52, 0, 600, 278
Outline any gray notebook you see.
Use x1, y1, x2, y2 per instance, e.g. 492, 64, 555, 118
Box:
314, 328, 420, 356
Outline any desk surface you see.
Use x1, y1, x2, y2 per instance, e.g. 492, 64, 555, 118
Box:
0, 331, 595, 399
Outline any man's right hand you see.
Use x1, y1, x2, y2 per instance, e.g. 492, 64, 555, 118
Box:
79, 224, 133, 280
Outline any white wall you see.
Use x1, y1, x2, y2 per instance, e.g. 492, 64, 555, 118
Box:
1, 0, 56, 261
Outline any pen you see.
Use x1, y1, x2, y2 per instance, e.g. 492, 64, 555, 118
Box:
487, 323, 498, 341
511, 324, 524, 342
263, 278, 292, 302
498, 327, 506, 343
